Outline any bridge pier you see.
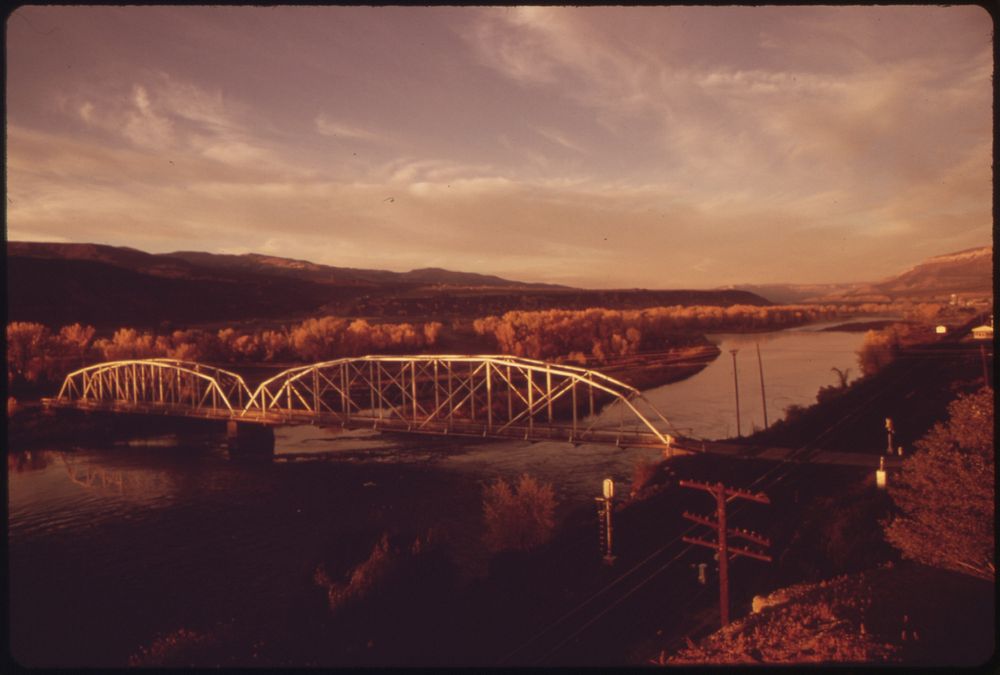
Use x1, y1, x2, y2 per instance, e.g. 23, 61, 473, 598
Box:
226, 420, 275, 456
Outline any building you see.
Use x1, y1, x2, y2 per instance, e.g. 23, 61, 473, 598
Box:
971, 323, 994, 340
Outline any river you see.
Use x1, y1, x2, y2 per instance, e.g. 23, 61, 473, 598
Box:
598, 319, 881, 440
7, 321, 879, 666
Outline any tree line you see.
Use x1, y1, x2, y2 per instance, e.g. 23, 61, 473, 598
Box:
7, 299, 946, 395
6, 317, 443, 394
472, 303, 903, 362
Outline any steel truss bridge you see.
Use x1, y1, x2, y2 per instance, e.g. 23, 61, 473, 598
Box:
45, 356, 682, 449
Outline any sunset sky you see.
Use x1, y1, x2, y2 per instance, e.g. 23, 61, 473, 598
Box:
6, 6, 993, 288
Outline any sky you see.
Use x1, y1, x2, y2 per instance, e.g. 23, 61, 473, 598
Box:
6, 6, 994, 289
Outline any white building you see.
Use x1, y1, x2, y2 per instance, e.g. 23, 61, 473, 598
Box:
972, 323, 994, 340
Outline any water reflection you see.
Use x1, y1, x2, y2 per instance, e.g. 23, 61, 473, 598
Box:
61, 453, 177, 497
7, 448, 56, 473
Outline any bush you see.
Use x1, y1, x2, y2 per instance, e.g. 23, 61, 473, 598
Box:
314, 533, 401, 614
482, 473, 557, 552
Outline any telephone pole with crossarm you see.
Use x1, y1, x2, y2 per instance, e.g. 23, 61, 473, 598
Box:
680, 480, 772, 628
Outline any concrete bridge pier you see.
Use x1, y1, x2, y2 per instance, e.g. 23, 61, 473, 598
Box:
226, 420, 275, 457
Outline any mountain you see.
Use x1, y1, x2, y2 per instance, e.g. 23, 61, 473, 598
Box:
866, 246, 993, 299
161, 249, 555, 288
11, 243, 563, 289
397, 267, 525, 287
721, 246, 993, 304
6, 242, 770, 328
715, 283, 860, 304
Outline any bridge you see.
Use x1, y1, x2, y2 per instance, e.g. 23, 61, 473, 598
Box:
44, 356, 682, 451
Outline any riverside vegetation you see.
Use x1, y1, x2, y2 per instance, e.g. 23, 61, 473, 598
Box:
7, 300, 939, 402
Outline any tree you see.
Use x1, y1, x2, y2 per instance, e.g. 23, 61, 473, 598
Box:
830, 367, 851, 389
482, 474, 557, 552
57, 323, 96, 353
883, 387, 994, 581
96, 328, 161, 360
6, 322, 52, 384
817, 367, 852, 404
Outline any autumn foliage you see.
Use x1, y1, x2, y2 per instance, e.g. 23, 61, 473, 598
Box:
482, 474, 558, 552
7, 322, 97, 388
474, 304, 896, 362
6, 317, 444, 394
883, 387, 994, 581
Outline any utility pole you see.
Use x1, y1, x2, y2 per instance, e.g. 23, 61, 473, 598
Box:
730, 349, 741, 437
981, 344, 990, 387
755, 343, 768, 429
680, 480, 771, 628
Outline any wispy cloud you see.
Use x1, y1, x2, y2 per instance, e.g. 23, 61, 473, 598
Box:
533, 126, 587, 154
314, 114, 385, 143
67, 72, 302, 176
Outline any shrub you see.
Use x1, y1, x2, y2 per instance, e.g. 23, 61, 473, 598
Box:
316, 533, 400, 613
482, 473, 557, 552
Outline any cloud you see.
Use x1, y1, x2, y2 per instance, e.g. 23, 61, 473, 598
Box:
466, 7, 651, 117
67, 72, 302, 177
465, 6, 991, 214
533, 126, 587, 154
314, 114, 385, 143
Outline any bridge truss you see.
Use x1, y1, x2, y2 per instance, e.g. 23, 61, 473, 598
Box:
48, 356, 679, 448
246, 355, 677, 446
54, 358, 253, 418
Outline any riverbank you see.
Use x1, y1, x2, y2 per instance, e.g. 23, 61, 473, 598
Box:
735, 335, 988, 453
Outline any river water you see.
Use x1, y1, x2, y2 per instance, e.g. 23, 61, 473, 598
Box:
7, 321, 878, 666
607, 319, 878, 440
